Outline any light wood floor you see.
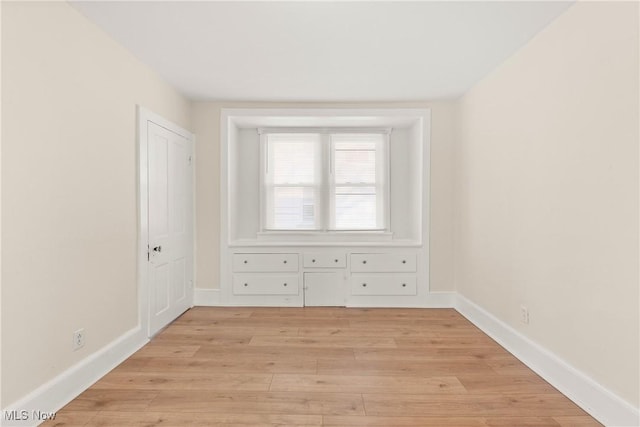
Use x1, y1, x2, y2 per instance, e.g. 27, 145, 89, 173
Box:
45, 307, 602, 427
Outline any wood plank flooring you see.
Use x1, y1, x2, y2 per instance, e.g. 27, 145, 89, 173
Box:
44, 307, 602, 427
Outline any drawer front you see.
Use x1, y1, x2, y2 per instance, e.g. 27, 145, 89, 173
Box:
350, 274, 417, 296
232, 274, 299, 295
350, 253, 417, 272
233, 253, 299, 272
303, 253, 346, 268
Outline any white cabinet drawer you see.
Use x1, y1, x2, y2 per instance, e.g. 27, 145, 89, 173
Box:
350, 274, 417, 296
303, 253, 346, 268
350, 253, 416, 272
232, 274, 299, 295
233, 253, 299, 272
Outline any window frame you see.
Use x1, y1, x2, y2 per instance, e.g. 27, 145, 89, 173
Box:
261, 132, 323, 231
329, 133, 390, 231
259, 128, 391, 234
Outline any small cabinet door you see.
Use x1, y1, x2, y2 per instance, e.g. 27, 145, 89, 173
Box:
304, 272, 345, 306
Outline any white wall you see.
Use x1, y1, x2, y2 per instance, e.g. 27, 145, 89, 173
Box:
455, 1, 639, 408
192, 101, 456, 293
1, 2, 191, 407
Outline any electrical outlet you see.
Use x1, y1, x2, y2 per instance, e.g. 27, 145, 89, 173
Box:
73, 329, 85, 351
520, 305, 530, 324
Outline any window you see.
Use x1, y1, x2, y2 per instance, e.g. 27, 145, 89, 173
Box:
263, 134, 322, 230
261, 131, 388, 232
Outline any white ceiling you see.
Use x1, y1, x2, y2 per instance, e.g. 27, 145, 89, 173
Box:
70, 1, 573, 102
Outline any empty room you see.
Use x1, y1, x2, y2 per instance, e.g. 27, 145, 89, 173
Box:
1, 1, 638, 426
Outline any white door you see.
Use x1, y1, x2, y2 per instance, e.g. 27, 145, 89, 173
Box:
147, 121, 193, 336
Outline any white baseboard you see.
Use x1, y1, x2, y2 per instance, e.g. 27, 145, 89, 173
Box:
1, 327, 148, 427
454, 294, 640, 427
193, 288, 221, 306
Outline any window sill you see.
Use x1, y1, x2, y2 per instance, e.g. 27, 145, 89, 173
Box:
227, 231, 424, 247
258, 230, 392, 240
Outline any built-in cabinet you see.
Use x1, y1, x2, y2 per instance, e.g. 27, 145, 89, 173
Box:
220, 108, 431, 307
227, 249, 425, 307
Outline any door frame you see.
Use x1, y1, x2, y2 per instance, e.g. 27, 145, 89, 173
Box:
137, 106, 195, 337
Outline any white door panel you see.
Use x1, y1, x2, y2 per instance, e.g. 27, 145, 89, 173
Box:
153, 263, 170, 314
148, 121, 193, 336
172, 256, 187, 302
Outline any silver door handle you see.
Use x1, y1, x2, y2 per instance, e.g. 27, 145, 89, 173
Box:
153, 246, 162, 253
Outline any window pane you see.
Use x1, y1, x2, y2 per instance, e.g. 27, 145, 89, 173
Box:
333, 133, 380, 150
334, 150, 376, 184
334, 141, 376, 151
269, 134, 319, 184
334, 186, 378, 230
270, 186, 317, 230
332, 134, 384, 230
334, 191, 378, 230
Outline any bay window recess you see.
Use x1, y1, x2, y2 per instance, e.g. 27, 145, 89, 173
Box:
260, 130, 389, 233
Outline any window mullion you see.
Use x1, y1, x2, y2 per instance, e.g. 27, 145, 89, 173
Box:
321, 134, 332, 231
382, 133, 390, 231
260, 134, 268, 230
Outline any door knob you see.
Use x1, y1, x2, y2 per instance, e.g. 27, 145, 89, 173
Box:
153, 246, 162, 253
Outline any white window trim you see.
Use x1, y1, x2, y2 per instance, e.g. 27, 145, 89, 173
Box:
220, 107, 430, 248
259, 129, 391, 235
